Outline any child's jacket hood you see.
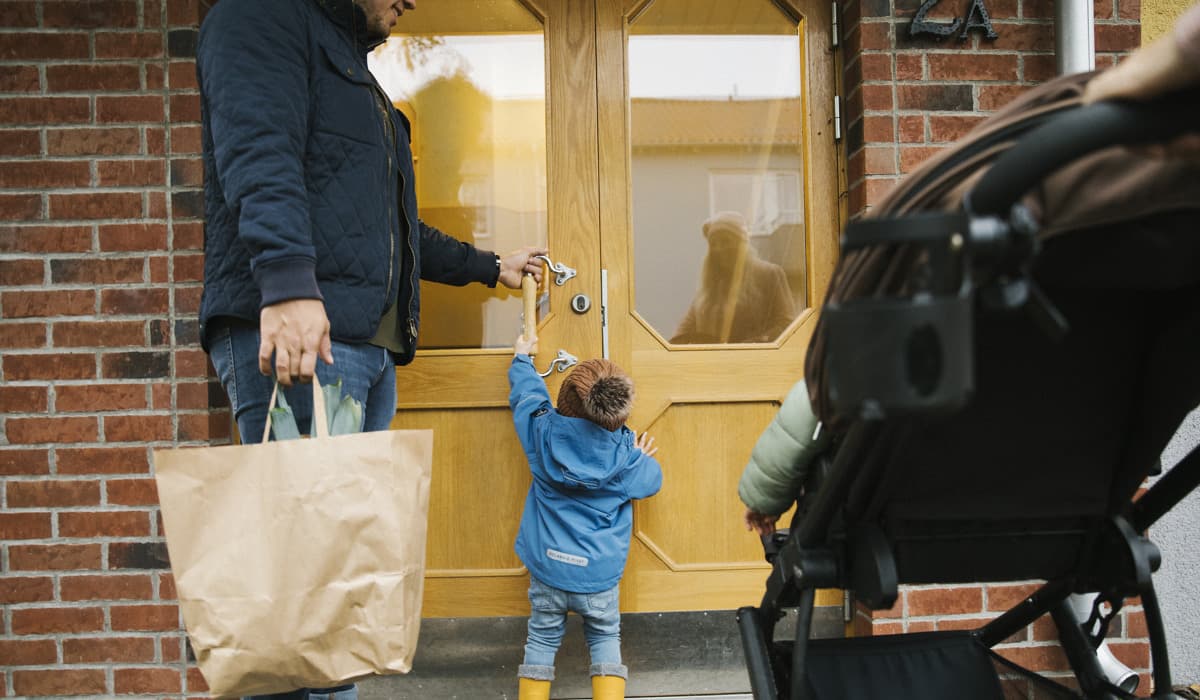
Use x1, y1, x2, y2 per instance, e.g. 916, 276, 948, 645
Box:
508, 355, 662, 593
541, 418, 643, 490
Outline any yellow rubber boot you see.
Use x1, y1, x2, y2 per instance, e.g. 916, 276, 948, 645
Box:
518, 677, 551, 700
591, 674, 625, 700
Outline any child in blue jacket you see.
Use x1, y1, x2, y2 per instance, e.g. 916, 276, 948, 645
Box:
509, 333, 663, 700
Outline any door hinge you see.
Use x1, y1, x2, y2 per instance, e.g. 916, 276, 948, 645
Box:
833, 95, 842, 141
831, 2, 840, 48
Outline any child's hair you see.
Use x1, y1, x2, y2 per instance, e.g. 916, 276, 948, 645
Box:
556, 359, 635, 431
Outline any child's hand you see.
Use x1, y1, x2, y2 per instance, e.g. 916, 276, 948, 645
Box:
744, 508, 780, 537
514, 333, 538, 356
635, 431, 658, 457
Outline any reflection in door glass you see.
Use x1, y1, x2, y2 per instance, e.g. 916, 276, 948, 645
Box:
369, 4, 547, 349
629, 1, 807, 345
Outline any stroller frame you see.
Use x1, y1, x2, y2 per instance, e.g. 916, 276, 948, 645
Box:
737, 87, 1200, 700
739, 428, 1200, 699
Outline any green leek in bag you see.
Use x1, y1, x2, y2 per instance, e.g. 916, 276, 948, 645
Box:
270, 378, 363, 440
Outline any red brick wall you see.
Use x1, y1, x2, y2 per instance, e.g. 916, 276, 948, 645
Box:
841, 0, 1141, 217
1, 1, 220, 697
838, 0, 1150, 693
855, 584, 1151, 692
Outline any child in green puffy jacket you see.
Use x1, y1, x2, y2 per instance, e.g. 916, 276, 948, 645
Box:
738, 380, 830, 536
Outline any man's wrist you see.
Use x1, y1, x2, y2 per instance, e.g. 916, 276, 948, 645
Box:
253, 258, 322, 307
491, 253, 502, 288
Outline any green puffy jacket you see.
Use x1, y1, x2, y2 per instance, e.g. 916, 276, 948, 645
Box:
737, 380, 830, 516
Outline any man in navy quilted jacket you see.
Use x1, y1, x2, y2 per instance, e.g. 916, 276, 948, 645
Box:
196, 1, 546, 697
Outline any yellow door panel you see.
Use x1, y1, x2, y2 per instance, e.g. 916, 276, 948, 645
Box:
390, 409, 527, 573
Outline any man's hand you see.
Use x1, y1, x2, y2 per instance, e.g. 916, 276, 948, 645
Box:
635, 431, 658, 457
497, 246, 550, 289
744, 508, 780, 537
259, 299, 333, 386
514, 333, 538, 356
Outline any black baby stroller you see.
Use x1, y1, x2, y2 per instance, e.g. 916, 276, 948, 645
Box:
736, 72, 1200, 700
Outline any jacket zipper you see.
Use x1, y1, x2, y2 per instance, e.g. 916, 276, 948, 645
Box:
402, 165, 419, 345
371, 82, 419, 347
370, 83, 398, 322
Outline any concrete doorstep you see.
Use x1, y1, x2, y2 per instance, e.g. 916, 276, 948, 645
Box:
357, 607, 843, 699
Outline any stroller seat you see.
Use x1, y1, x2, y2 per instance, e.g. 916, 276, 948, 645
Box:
737, 74, 1200, 700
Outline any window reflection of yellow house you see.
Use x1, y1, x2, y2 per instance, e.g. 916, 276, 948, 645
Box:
628, 97, 807, 337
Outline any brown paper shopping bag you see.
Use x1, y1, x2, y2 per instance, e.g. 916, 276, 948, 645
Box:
153, 379, 433, 698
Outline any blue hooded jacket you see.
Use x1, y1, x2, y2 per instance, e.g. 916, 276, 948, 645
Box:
508, 355, 663, 593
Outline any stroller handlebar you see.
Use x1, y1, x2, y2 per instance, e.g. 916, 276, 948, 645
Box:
966, 86, 1200, 218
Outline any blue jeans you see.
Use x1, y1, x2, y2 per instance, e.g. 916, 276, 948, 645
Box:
519, 577, 627, 681
208, 321, 398, 441
208, 322, 397, 700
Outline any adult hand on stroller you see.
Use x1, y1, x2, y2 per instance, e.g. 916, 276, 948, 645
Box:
1083, 3, 1200, 105
744, 508, 780, 537
635, 431, 658, 457
514, 333, 538, 356
1083, 3, 1200, 157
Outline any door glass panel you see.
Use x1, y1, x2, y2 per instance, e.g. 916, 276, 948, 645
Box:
629, 1, 807, 345
370, 3, 547, 349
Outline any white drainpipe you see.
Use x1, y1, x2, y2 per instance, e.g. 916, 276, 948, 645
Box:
1056, 0, 1097, 74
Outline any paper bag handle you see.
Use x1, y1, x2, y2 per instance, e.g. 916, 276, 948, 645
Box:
262, 375, 331, 443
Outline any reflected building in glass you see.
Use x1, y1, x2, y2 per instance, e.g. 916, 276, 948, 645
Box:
629, 1, 808, 345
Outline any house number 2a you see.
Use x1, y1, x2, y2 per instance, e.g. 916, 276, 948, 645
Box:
910, 0, 999, 40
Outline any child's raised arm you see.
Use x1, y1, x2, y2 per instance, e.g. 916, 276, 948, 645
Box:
508, 333, 553, 438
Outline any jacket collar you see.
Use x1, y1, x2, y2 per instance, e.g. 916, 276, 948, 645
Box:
314, 0, 387, 53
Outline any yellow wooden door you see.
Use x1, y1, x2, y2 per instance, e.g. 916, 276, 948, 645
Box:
598, 0, 842, 613
378, 0, 841, 617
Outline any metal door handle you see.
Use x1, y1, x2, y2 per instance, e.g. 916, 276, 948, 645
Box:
518, 256, 578, 376
537, 349, 579, 377
520, 256, 575, 334
534, 255, 576, 286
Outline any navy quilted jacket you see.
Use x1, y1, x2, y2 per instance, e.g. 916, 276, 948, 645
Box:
196, 0, 497, 364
